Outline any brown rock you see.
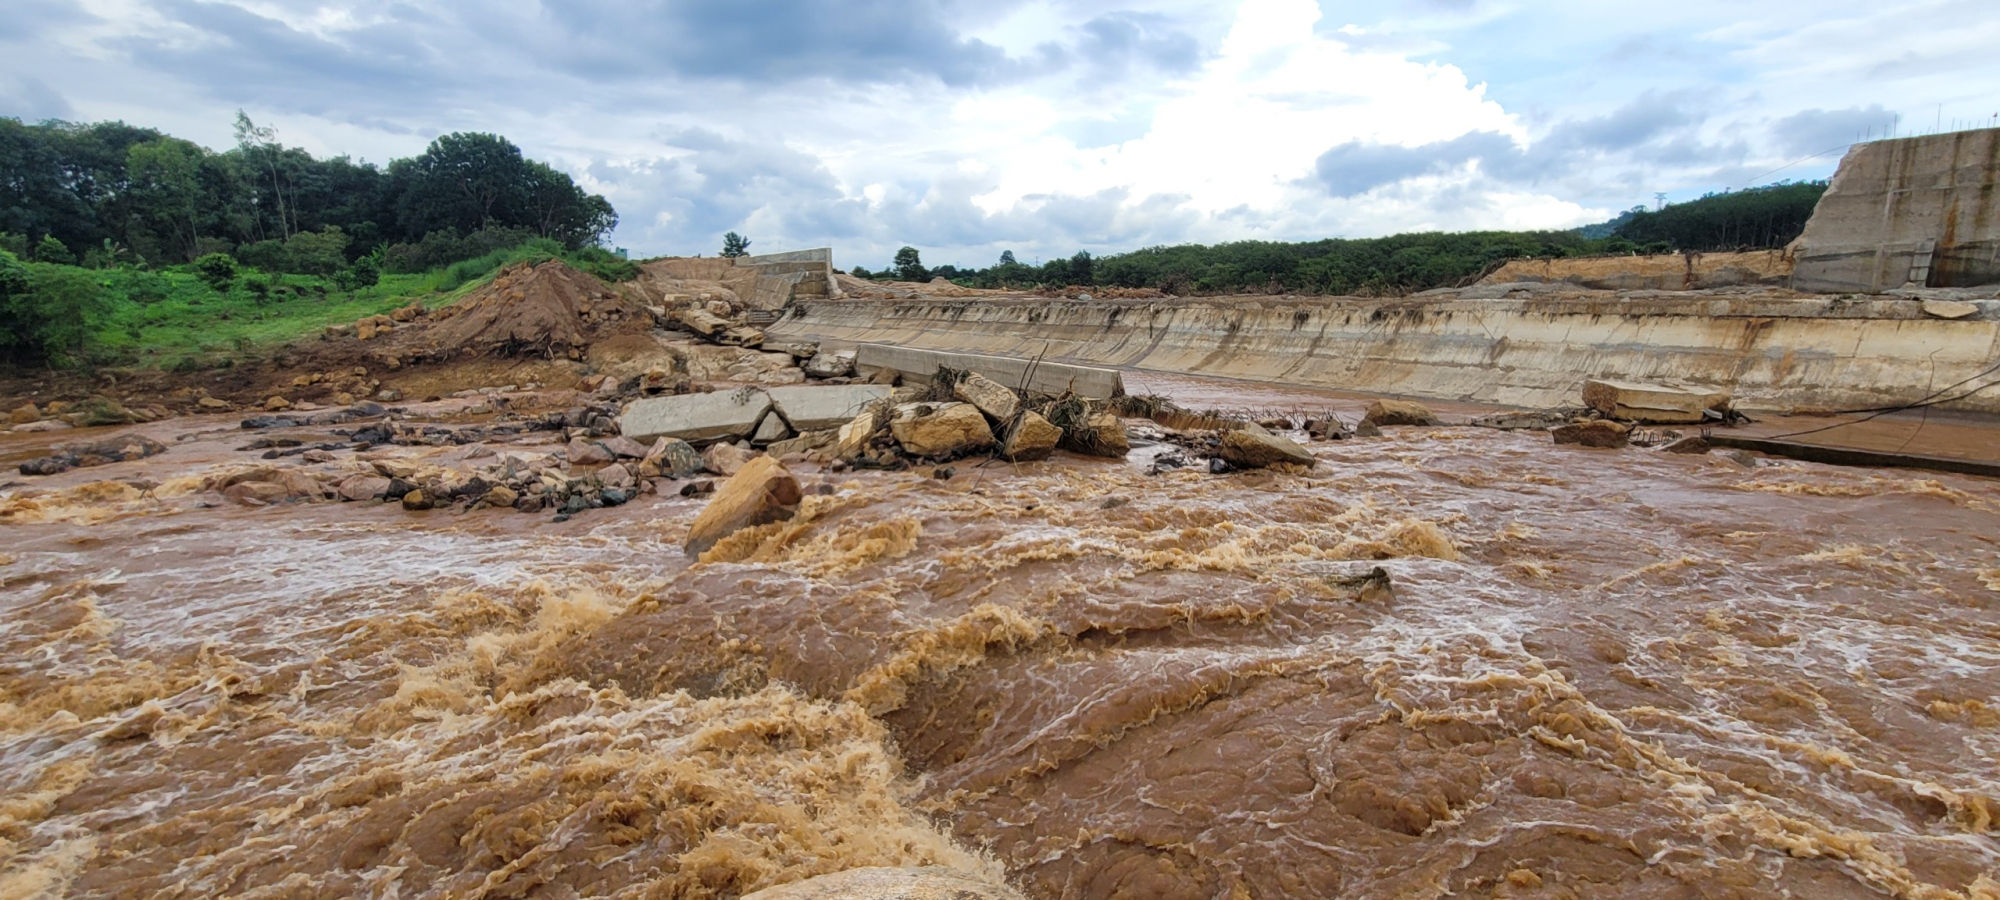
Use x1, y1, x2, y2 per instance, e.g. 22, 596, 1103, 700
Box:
198, 397, 230, 410
567, 438, 615, 465
265, 396, 292, 411
598, 463, 635, 490
223, 481, 290, 506
337, 474, 392, 501
702, 442, 759, 476
9, 404, 39, 425
401, 489, 432, 511
1000, 411, 1061, 461
683, 457, 803, 556
1660, 435, 1712, 455
356, 319, 379, 341
1059, 412, 1130, 458
952, 371, 1020, 422
1552, 419, 1631, 449
602, 436, 652, 459
1220, 428, 1317, 469
890, 402, 995, 458
1361, 399, 1438, 427
482, 485, 519, 507
390, 303, 423, 322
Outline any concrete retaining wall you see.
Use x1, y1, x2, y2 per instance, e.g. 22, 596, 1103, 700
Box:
772, 294, 2000, 415
1793, 128, 2000, 293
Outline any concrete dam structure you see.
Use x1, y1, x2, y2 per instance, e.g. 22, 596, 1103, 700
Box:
771, 290, 2000, 416
1792, 127, 2000, 293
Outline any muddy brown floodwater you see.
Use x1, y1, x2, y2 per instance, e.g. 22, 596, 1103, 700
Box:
3, 376, 1999, 899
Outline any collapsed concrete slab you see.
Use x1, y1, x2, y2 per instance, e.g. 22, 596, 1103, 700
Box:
618, 391, 773, 443
1581, 379, 1730, 424
765, 384, 895, 431
854, 344, 1125, 399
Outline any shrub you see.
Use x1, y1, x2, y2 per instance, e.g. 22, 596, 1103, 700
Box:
0, 256, 113, 367
34, 235, 75, 265
193, 253, 238, 291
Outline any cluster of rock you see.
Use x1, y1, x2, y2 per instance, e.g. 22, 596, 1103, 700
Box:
8, 396, 175, 434
17, 434, 170, 476
1470, 379, 1739, 452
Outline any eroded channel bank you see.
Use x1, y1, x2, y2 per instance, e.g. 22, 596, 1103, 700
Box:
770, 290, 2000, 416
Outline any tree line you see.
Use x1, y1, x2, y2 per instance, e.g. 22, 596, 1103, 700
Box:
854, 180, 1828, 295
0, 115, 617, 272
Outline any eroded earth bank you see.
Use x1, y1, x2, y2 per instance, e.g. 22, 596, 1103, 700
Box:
3, 368, 1998, 900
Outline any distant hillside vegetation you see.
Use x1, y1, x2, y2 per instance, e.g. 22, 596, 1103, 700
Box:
1605, 181, 1828, 252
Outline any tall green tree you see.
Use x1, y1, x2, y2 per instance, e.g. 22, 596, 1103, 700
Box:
720, 231, 751, 258
125, 138, 208, 262
894, 246, 927, 281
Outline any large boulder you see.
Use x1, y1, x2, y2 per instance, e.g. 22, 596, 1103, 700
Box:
1001, 411, 1062, 461
952, 371, 1020, 422
741, 867, 1024, 900
889, 402, 995, 458
619, 391, 774, 444
1552, 419, 1631, 448
1059, 412, 1130, 458
9, 404, 39, 425
1580, 379, 1731, 425
337, 474, 392, 501
683, 457, 804, 556
1220, 428, 1317, 469
1361, 400, 1439, 427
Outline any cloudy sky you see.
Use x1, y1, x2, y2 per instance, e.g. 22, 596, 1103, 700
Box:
5, 0, 1997, 268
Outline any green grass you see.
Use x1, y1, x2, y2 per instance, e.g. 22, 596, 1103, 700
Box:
79, 241, 632, 372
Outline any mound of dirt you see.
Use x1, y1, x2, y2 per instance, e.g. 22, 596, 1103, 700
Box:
426, 260, 647, 359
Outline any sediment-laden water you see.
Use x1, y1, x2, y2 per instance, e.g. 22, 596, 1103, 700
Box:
3, 380, 1997, 899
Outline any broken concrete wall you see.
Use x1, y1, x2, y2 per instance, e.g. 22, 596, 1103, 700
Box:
1792, 128, 2000, 293
639, 249, 842, 313
1483, 251, 1792, 291
771, 294, 2000, 415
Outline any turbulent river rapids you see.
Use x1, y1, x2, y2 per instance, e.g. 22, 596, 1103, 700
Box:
2, 374, 1997, 899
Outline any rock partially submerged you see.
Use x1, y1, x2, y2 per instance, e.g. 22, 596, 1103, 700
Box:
19, 434, 169, 476
1581, 379, 1731, 425
1000, 411, 1062, 461
1220, 426, 1316, 469
889, 403, 995, 458
1362, 400, 1439, 427
683, 456, 803, 556
1552, 419, 1632, 448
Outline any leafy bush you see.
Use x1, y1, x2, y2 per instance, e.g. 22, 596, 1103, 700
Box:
0, 254, 114, 367
34, 235, 75, 265
193, 253, 238, 291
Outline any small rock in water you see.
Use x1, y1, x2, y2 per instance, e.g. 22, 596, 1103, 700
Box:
933, 466, 956, 480
679, 479, 716, 497
1219, 428, 1316, 469
1660, 435, 1712, 455
401, 490, 431, 511
1208, 458, 1232, 474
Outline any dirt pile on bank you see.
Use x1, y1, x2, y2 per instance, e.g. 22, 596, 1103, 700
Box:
423, 259, 645, 359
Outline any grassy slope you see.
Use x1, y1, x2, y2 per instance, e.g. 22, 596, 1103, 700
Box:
81, 244, 631, 371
